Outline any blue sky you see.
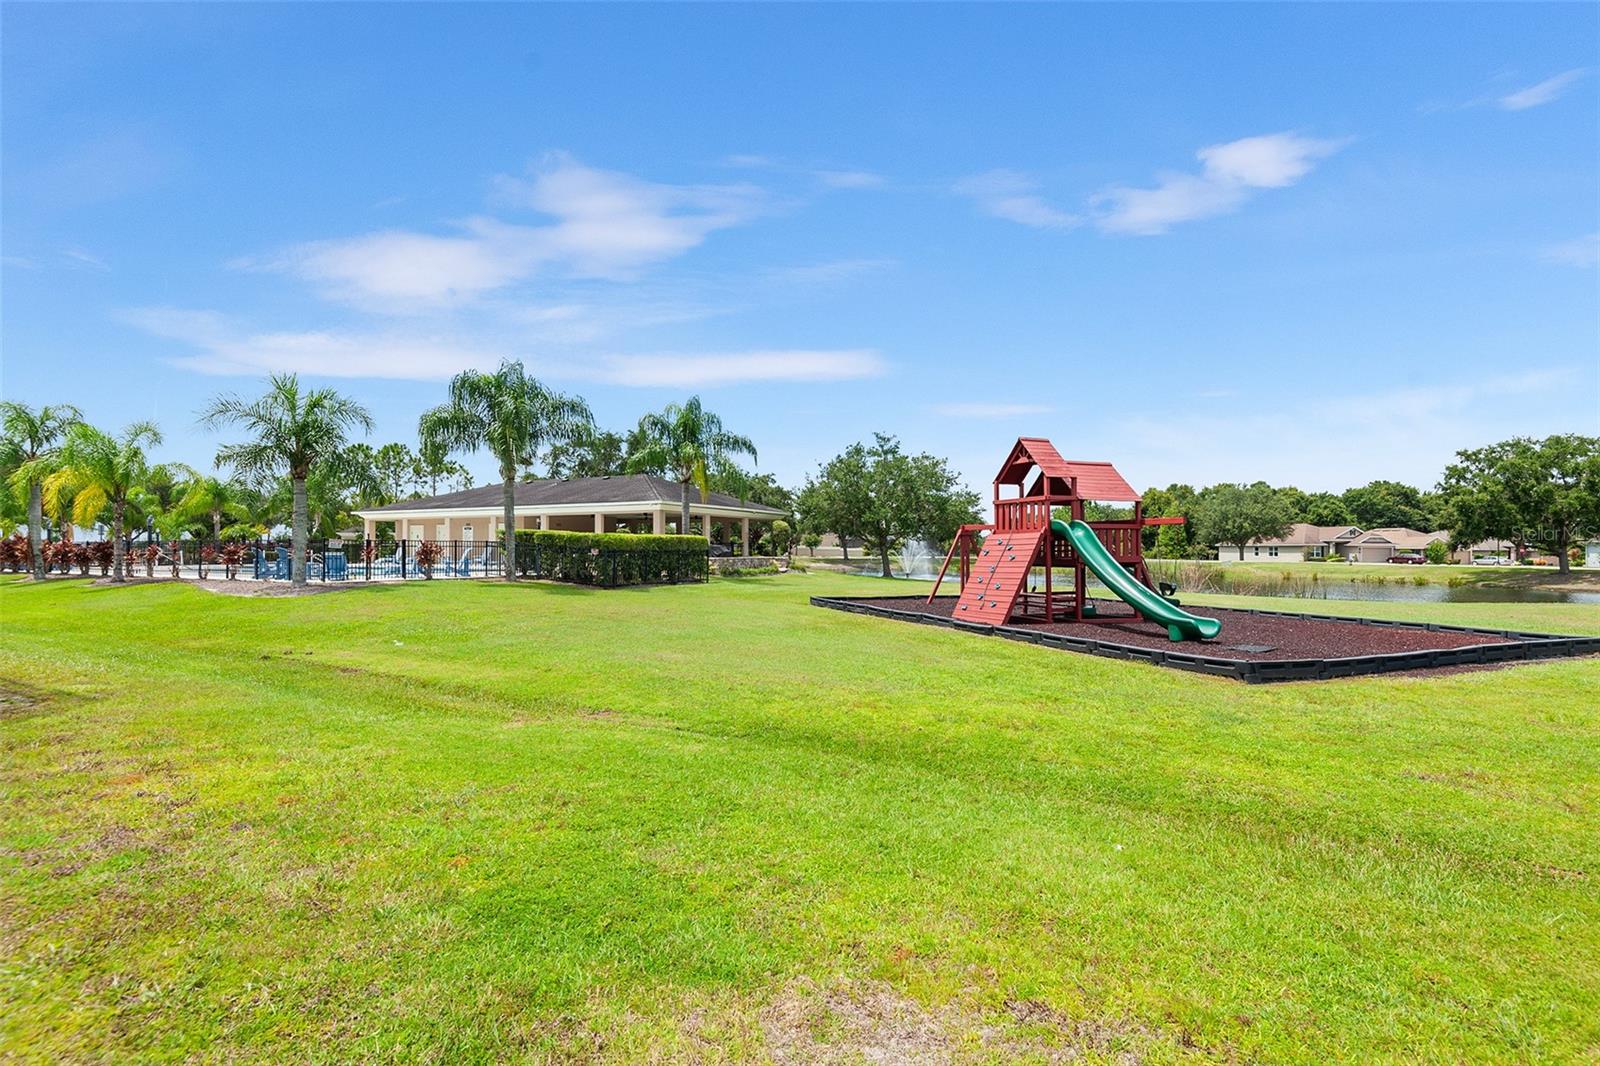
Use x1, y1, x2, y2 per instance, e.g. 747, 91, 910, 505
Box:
4, 3, 1596, 500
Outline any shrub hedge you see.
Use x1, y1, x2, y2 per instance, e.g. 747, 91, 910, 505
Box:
513, 530, 709, 586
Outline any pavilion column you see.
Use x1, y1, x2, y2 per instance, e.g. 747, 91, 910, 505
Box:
704, 515, 714, 541
363, 517, 375, 541
652, 510, 666, 534
741, 517, 750, 556
540, 513, 551, 531
594, 513, 606, 534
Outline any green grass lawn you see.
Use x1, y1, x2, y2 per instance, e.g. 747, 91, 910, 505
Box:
3, 572, 1597, 1063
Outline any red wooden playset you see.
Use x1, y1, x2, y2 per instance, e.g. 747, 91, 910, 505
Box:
928, 437, 1219, 641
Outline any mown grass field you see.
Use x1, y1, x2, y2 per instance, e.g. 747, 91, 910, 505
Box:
3, 572, 1597, 1063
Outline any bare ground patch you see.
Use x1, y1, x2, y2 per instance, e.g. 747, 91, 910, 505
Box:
0, 681, 47, 718
760, 978, 1208, 1064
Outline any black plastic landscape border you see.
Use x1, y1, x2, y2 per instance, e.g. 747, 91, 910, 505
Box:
809, 595, 1600, 683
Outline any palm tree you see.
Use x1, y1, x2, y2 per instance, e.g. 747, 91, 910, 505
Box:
627, 396, 757, 535
43, 421, 163, 583
1, 401, 82, 578
419, 361, 591, 581
178, 472, 244, 539
200, 374, 372, 587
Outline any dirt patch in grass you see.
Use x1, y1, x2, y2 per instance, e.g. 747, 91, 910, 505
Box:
0, 682, 47, 718
760, 978, 1197, 1064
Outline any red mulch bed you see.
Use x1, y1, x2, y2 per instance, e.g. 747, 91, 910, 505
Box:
856, 595, 1519, 662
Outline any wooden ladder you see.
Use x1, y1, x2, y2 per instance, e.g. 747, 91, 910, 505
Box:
952, 527, 1045, 624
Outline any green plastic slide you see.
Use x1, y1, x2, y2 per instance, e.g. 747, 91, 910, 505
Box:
1050, 519, 1221, 642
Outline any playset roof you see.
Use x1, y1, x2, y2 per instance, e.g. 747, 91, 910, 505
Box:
995, 437, 1141, 501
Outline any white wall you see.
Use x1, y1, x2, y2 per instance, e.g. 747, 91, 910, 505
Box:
1225, 544, 1307, 562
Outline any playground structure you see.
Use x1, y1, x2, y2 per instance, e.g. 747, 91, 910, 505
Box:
929, 437, 1221, 641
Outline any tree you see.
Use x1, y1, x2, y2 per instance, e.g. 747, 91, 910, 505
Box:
44, 421, 163, 582
1152, 522, 1189, 559
1140, 483, 1198, 552
812, 435, 979, 578
1440, 434, 1600, 576
201, 374, 373, 587
797, 452, 869, 562
769, 518, 793, 557
1424, 540, 1449, 565
801, 530, 822, 556
712, 465, 794, 517
1275, 486, 1311, 521
545, 427, 628, 479
1342, 480, 1430, 530
0, 401, 82, 578
419, 361, 591, 580
178, 472, 245, 539
627, 396, 756, 535
1300, 491, 1355, 528
414, 436, 472, 496
1196, 482, 1294, 560
373, 443, 418, 502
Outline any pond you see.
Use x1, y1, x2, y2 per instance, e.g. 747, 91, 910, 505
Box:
1179, 580, 1600, 605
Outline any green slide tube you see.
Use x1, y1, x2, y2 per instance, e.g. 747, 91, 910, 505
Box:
1049, 519, 1222, 642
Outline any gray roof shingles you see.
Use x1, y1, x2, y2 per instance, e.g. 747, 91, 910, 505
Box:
357, 474, 787, 516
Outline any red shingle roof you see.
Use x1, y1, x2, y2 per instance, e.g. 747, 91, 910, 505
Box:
997, 438, 1141, 501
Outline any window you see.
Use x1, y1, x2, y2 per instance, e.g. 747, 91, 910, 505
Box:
1252, 545, 1260, 557
1268, 546, 1279, 557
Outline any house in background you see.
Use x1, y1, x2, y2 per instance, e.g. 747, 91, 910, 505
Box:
1216, 524, 1452, 562
1452, 538, 1516, 564
1215, 524, 1364, 561
352, 474, 787, 555
1343, 527, 1448, 563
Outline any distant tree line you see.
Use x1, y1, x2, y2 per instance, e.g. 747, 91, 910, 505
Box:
7, 376, 1595, 583
1139, 434, 1600, 573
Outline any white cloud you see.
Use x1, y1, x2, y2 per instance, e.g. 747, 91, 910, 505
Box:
1540, 232, 1600, 268
764, 258, 896, 285
504, 297, 726, 344
1499, 69, 1588, 111
124, 306, 885, 387
1114, 368, 1581, 491
930, 402, 1052, 418
251, 154, 765, 311
62, 247, 110, 271
721, 154, 885, 189
954, 170, 1080, 230
491, 154, 764, 277
121, 307, 497, 379
597, 349, 887, 387
1094, 132, 1347, 235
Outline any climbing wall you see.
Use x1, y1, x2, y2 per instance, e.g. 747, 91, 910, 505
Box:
952, 527, 1045, 624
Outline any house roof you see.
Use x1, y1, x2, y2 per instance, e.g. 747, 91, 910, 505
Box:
995, 437, 1141, 501
1219, 523, 1364, 548
1351, 527, 1447, 549
355, 474, 787, 516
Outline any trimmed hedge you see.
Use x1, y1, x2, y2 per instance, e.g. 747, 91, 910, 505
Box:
513, 530, 709, 586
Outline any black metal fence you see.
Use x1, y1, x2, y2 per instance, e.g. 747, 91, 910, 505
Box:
87, 536, 709, 586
